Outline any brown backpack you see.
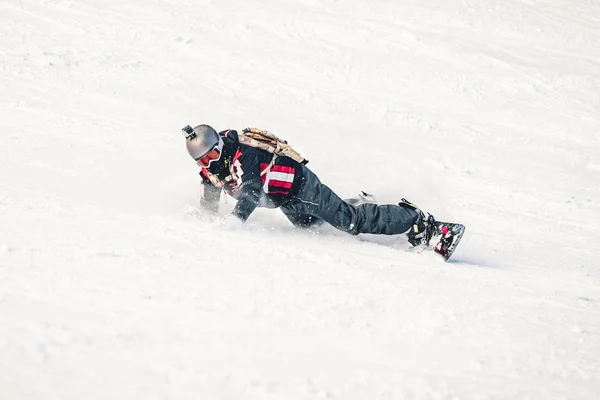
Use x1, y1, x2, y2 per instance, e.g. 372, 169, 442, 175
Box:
239, 127, 308, 165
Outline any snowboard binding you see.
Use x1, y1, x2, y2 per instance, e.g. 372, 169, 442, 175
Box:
400, 198, 465, 262
399, 198, 437, 247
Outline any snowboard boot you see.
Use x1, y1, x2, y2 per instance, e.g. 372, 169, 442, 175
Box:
399, 198, 438, 246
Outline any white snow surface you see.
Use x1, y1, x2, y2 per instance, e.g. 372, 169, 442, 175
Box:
1, 0, 600, 399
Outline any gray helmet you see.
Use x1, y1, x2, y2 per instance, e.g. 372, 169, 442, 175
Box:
185, 124, 220, 160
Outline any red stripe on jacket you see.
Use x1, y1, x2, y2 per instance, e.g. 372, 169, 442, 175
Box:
271, 165, 295, 174
268, 180, 293, 189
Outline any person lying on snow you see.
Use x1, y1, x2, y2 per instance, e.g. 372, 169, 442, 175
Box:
182, 124, 437, 246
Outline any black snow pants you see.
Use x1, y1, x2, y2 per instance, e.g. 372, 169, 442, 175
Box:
279, 165, 419, 235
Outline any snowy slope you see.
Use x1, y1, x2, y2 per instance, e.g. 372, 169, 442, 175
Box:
1, 0, 599, 399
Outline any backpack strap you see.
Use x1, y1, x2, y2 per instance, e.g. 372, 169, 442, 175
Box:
203, 163, 239, 188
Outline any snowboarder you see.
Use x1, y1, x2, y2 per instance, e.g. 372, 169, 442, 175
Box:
182, 124, 441, 248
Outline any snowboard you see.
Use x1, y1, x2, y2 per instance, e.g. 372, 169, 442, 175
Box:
429, 221, 465, 262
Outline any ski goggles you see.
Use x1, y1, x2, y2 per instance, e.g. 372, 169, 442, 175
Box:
196, 137, 224, 167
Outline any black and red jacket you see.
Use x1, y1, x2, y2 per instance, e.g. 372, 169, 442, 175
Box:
200, 129, 305, 221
